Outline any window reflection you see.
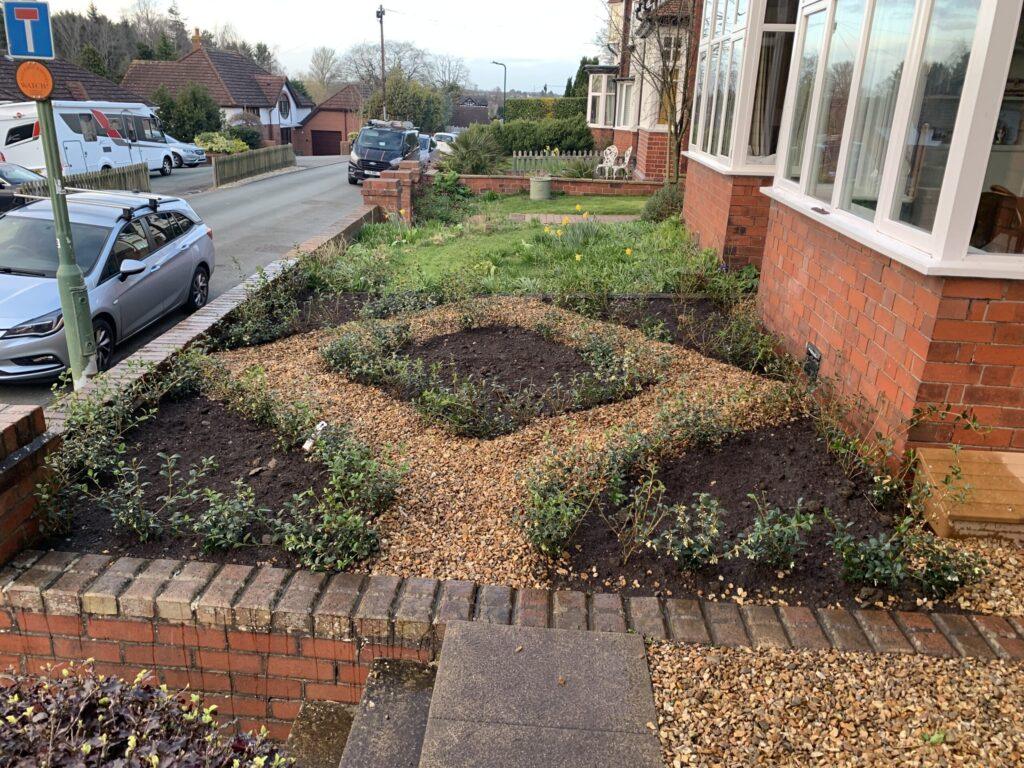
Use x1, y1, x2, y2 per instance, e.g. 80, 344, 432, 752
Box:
786, 11, 827, 182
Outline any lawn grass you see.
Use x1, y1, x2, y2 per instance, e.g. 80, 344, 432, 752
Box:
476, 193, 648, 217
351, 217, 703, 300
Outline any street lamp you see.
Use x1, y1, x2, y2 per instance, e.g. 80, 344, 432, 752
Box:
492, 61, 507, 121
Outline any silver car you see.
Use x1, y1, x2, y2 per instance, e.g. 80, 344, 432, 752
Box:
0, 191, 215, 381
164, 134, 208, 168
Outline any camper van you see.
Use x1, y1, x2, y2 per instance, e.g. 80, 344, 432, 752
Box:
0, 101, 176, 178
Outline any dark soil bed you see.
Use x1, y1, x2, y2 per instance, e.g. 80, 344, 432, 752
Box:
406, 326, 594, 398
551, 418, 955, 612
43, 396, 325, 568
605, 297, 729, 351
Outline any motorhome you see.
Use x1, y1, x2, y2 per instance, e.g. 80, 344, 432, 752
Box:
0, 101, 177, 177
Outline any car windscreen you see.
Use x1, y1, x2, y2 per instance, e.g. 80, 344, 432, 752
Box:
0, 164, 43, 184
419, 136, 430, 150
356, 129, 405, 151
0, 215, 110, 277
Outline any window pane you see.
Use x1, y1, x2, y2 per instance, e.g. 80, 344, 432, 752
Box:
692, 51, 708, 145
892, 0, 981, 233
710, 42, 731, 152
703, 45, 721, 150
736, 0, 749, 29
604, 90, 617, 126
590, 95, 600, 123
970, 9, 1024, 254
765, 0, 799, 25
749, 31, 794, 161
808, 0, 867, 203
720, 38, 744, 157
785, 11, 827, 182
840, 0, 916, 220
724, 0, 736, 34
703, 0, 716, 41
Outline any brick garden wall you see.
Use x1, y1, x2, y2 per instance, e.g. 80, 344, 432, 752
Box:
0, 406, 48, 566
636, 129, 668, 180
759, 200, 1024, 452
682, 160, 773, 269
457, 175, 663, 197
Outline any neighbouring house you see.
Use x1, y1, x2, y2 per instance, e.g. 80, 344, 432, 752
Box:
122, 31, 314, 146
452, 95, 490, 128
293, 84, 365, 156
0, 58, 148, 104
681, 0, 1024, 460
588, 0, 701, 180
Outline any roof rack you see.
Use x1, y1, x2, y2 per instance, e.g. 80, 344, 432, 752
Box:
13, 188, 166, 221
368, 119, 416, 131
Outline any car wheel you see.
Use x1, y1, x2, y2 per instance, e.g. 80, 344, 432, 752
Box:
348, 176, 359, 185
160, 156, 173, 176
173, 153, 183, 168
92, 318, 115, 372
186, 265, 210, 312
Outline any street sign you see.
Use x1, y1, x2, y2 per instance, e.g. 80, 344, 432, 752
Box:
15, 60, 53, 100
3, 1, 55, 60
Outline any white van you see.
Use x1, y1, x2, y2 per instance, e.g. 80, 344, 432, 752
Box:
0, 101, 176, 178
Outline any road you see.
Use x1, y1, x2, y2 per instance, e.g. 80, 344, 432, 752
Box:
0, 156, 362, 406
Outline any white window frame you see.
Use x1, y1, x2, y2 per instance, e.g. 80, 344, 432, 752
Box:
688, 0, 798, 175
768, 0, 1024, 278
587, 73, 619, 128
616, 79, 636, 128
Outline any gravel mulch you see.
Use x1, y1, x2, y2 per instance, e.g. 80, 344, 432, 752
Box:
215, 296, 787, 587
951, 537, 1024, 616
648, 642, 1024, 767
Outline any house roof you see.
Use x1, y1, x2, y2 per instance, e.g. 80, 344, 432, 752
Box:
0, 58, 148, 103
300, 84, 363, 126
122, 43, 310, 109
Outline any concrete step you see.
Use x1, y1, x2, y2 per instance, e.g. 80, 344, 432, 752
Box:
338, 659, 436, 768
286, 701, 355, 768
418, 621, 663, 768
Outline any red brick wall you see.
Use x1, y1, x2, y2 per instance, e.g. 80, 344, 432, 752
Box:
457, 175, 662, 197
0, 406, 47, 566
637, 130, 668, 180
760, 200, 1024, 452
591, 127, 614, 148
294, 111, 364, 156
682, 160, 773, 269
613, 129, 638, 155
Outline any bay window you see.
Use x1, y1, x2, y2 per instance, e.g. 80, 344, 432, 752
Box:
689, 0, 798, 170
587, 73, 618, 128
616, 81, 635, 128
769, 0, 1024, 277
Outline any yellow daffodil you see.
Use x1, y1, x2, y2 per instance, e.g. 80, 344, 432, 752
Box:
561, 216, 570, 225
575, 204, 583, 212
575, 254, 583, 261
556, 229, 563, 237
544, 226, 552, 234
399, 208, 406, 216
625, 247, 634, 256
582, 212, 590, 220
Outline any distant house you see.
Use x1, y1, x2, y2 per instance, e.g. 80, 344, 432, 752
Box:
0, 58, 147, 104
293, 83, 365, 156
122, 31, 314, 146
452, 95, 490, 129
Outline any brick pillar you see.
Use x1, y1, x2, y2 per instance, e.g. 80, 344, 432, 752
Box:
636, 130, 669, 181
361, 172, 411, 223
682, 160, 774, 269
0, 405, 48, 564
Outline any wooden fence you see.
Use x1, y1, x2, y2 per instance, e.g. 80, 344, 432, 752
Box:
213, 144, 296, 187
21, 163, 151, 197
509, 150, 602, 177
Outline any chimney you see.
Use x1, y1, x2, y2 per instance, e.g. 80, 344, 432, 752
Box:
192, 28, 203, 52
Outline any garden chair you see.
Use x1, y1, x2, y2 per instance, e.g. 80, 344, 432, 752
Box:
610, 146, 633, 180
597, 145, 619, 179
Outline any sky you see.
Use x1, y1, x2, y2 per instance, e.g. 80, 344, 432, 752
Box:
55, 0, 608, 91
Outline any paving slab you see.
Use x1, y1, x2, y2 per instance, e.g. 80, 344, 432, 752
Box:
286, 702, 354, 768
420, 621, 661, 768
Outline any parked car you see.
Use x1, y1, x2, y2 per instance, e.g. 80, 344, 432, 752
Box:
164, 134, 208, 168
0, 163, 43, 213
0, 100, 176, 177
0, 191, 214, 381
348, 120, 421, 184
418, 134, 439, 166
433, 132, 456, 155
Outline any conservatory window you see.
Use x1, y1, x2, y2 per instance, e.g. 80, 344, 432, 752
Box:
749, 31, 795, 162
839, 0, 916, 220
692, 0, 748, 160
589, 75, 602, 124
720, 38, 744, 156
616, 81, 634, 127
971, 9, 1024, 255
764, 0, 799, 24
588, 74, 618, 127
692, 50, 708, 146
784, 9, 827, 182
890, 0, 982, 234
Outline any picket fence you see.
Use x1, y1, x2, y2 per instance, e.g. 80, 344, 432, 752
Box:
509, 150, 602, 176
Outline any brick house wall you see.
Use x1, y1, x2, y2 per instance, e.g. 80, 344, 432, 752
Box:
682, 160, 774, 269
759, 201, 1024, 453
636, 129, 668, 180
591, 127, 615, 148
294, 111, 364, 156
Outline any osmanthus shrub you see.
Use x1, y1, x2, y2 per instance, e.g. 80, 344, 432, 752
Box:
1, 663, 291, 767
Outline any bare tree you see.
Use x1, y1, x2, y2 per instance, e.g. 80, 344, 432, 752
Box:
304, 46, 346, 103
605, 0, 700, 182
429, 54, 472, 92
339, 40, 432, 90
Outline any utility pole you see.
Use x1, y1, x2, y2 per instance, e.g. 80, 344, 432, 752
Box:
492, 61, 507, 122
376, 5, 388, 120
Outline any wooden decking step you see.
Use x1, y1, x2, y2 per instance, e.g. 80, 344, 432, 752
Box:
918, 447, 1024, 542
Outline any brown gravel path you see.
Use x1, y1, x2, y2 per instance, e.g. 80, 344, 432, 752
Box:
216, 297, 786, 588
648, 642, 1024, 767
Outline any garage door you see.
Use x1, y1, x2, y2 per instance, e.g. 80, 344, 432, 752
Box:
311, 130, 343, 156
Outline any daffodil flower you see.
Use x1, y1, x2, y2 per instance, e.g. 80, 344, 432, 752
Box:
582, 212, 590, 220
561, 216, 570, 225
575, 204, 583, 212
556, 229, 563, 237
544, 226, 552, 234
625, 247, 634, 256
575, 254, 583, 261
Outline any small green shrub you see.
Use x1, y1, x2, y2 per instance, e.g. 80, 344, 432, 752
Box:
194, 131, 249, 154
733, 495, 817, 569
642, 185, 683, 222
830, 520, 909, 592
216, 267, 303, 349
194, 481, 268, 552
905, 529, 987, 600
211, 365, 317, 451
225, 124, 262, 149
685, 298, 791, 378
442, 124, 503, 175
650, 493, 724, 570
414, 171, 474, 225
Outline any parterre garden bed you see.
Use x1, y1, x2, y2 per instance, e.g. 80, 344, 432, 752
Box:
33, 207, 1022, 615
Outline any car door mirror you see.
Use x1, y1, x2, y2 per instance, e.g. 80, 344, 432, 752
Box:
118, 259, 146, 280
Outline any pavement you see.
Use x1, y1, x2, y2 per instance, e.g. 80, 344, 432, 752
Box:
0, 155, 362, 406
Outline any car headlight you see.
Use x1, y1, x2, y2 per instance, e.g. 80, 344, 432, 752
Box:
350, 147, 360, 162
3, 309, 64, 339
390, 156, 402, 166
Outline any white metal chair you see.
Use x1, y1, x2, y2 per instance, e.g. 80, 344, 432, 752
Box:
610, 146, 633, 179
597, 145, 619, 179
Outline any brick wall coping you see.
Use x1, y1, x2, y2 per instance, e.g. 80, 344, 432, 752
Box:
3, 549, 1023, 661
453, 173, 665, 197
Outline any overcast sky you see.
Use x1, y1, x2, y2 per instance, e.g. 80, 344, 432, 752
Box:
57, 0, 607, 91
